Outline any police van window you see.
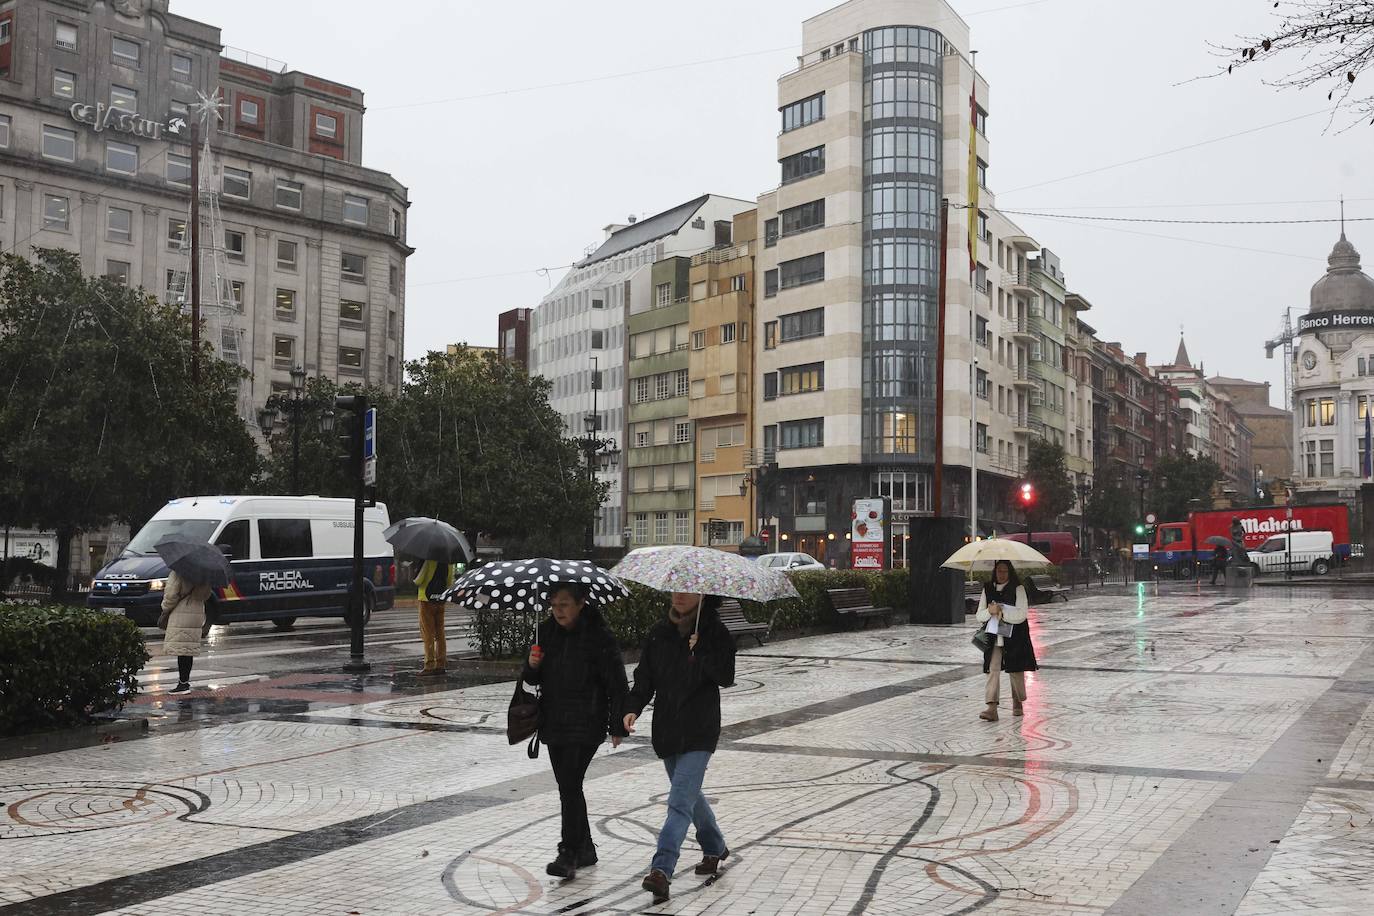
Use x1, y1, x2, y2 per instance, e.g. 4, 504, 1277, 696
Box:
215, 519, 250, 560
259, 518, 312, 559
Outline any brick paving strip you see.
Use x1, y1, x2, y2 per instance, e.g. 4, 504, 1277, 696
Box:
1104, 640, 1374, 916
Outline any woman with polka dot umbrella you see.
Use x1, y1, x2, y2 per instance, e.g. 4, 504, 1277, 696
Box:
440, 558, 630, 612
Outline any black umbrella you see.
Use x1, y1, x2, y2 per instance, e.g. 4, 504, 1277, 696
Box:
442, 558, 629, 612
154, 535, 232, 587
382, 517, 472, 563
1204, 536, 1236, 548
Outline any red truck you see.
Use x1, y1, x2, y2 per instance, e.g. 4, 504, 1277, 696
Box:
1150, 504, 1352, 577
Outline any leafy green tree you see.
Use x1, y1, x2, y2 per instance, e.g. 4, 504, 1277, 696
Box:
1024, 438, 1076, 529
0, 249, 258, 599
258, 375, 394, 499
384, 347, 606, 557
1152, 453, 1222, 522
1085, 470, 1136, 542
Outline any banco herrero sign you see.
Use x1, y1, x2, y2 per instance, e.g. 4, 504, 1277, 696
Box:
1297, 309, 1374, 335
68, 102, 186, 141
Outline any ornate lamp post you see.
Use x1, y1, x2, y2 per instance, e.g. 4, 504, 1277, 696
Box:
256, 366, 334, 495
580, 413, 617, 559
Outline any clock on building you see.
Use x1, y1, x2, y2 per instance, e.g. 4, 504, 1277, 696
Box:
1302, 351, 1318, 370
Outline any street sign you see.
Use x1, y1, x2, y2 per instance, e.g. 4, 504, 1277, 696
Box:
1145, 513, 1156, 524
363, 457, 376, 486
363, 408, 377, 461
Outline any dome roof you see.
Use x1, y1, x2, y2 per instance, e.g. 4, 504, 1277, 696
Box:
1309, 232, 1374, 313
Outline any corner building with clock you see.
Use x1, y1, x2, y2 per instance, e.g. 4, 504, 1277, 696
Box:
0, 0, 411, 408
1291, 230, 1374, 513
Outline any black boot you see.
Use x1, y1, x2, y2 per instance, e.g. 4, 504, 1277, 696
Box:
545, 844, 577, 879
575, 842, 598, 868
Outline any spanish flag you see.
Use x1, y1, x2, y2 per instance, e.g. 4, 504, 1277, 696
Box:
220, 581, 243, 601
968, 71, 979, 272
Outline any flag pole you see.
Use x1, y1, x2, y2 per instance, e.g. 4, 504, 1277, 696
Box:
968, 50, 980, 542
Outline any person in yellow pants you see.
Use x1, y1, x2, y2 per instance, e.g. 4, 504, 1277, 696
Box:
414, 559, 457, 676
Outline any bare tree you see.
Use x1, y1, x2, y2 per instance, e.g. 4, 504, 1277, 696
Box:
1212, 1, 1374, 127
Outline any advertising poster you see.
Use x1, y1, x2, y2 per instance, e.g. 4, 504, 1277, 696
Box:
851, 498, 888, 570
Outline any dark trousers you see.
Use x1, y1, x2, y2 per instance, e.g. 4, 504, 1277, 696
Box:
1210, 562, 1226, 585
548, 743, 599, 851
177, 655, 193, 682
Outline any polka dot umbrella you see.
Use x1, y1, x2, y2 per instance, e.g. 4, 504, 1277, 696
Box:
440, 558, 630, 612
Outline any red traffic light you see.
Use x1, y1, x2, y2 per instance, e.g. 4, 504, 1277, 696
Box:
761, 528, 772, 541
1019, 482, 1035, 505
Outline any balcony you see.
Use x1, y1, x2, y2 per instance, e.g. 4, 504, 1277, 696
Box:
691, 244, 751, 266
1006, 268, 1036, 295
1011, 412, 1035, 437
987, 455, 1027, 476
1005, 315, 1037, 343
1011, 366, 1035, 389
1006, 232, 1039, 252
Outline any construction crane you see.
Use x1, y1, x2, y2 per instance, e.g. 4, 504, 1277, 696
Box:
1263, 308, 1296, 411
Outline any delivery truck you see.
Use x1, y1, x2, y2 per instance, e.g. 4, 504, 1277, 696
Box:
1150, 504, 1351, 578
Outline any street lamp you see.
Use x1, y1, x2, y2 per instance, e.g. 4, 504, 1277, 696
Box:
1077, 476, 1093, 558
580, 412, 617, 559
257, 368, 334, 496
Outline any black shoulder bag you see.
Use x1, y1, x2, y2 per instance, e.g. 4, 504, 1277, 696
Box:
507, 679, 541, 759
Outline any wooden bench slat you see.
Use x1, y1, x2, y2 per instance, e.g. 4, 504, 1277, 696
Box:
717, 598, 769, 646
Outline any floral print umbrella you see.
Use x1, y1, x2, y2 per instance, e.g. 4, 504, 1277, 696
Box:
440, 558, 629, 611
611, 546, 799, 601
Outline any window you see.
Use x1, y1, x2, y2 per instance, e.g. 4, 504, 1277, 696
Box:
763, 372, 778, 400
976, 369, 989, 400
106, 206, 132, 242
655, 373, 671, 401
976, 423, 989, 453
42, 125, 76, 161
975, 106, 988, 136
764, 269, 779, 298
42, 194, 69, 231
674, 422, 692, 444
110, 85, 137, 113
171, 53, 193, 81
780, 418, 824, 450
976, 316, 989, 347
781, 92, 824, 131
276, 239, 298, 271
1319, 397, 1336, 426
764, 321, 778, 350
227, 280, 244, 311
343, 195, 369, 225
781, 145, 825, 184
389, 264, 402, 294
591, 329, 604, 349
258, 519, 312, 560
111, 35, 140, 66
273, 335, 295, 367
675, 369, 689, 396
655, 282, 672, 308
341, 251, 366, 282
105, 260, 130, 284
390, 208, 401, 238
1303, 440, 1317, 477
55, 22, 77, 51
977, 210, 989, 242
780, 308, 824, 342
339, 346, 364, 372
721, 323, 736, 344
691, 330, 706, 350
633, 514, 648, 545
222, 167, 251, 200
239, 98, 260, 126
675, 511, 690, 544
167, 218, 186, 249
53, 69, 75, 98
731, 274, 746, 292
275, 288, 296, 320
655, 512, 669, 543
275, 179, 303, 211
779, 253, 825, 289
0, 115, 9, 148
632, 377, 650, 403
780, 362, 824, 395
167, 153, 190, 186
780, 199, 825, 237
340, 299, 365, 325
315, 112, 337, 138
225, 229, 245, 262
764, 218, 779, 247
976, 158, 988, 188
1304, 399, 1317, 428
1320, 439, 1335, 477
388, 310, 398, 340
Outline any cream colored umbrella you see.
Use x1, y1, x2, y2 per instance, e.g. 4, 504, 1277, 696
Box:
940, 537, 1051, 571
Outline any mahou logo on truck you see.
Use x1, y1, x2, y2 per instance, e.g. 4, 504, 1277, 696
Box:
1239, 516, 1305, 535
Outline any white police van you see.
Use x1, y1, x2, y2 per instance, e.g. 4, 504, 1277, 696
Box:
87, 495, 396, 628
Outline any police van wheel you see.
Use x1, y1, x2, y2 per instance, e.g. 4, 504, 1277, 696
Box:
272, 617, 297, 631
361, 588, 376, 627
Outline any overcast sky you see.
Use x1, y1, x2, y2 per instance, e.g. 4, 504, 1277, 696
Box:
178, 0, 1372, 407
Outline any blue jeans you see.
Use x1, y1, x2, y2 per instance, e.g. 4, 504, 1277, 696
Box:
650, 750, 726, 877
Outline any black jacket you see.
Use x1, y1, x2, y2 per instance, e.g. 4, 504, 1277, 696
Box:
626, 609, 736, 758
521, 611, 629, 747
981, 579, 1039, 674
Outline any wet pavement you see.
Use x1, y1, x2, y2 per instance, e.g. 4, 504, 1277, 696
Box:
1, 583, 1371, 914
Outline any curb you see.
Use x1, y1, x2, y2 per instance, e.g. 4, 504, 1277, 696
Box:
0, 716, 149, 761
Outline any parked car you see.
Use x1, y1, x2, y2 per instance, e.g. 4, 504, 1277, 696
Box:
1246, 530, 1336, 576
757, 552, 825, 571
1002, 531, 1078, 565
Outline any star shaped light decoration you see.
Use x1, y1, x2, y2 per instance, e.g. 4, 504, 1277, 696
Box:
186, 90, 229, 133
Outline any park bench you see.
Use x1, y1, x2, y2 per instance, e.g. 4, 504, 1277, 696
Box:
1028, 574, 1069, 603
964, 580, 983, 612
826, 587, 892, 629
717, 599, 771, 646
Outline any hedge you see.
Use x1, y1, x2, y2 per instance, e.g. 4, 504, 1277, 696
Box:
469, 569, 911, 658
1, 604, 150, 736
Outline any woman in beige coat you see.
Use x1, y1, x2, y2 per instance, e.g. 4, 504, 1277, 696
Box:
159, 570, 214, 693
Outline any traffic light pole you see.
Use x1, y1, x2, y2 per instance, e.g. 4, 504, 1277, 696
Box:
337, 394, 370, 674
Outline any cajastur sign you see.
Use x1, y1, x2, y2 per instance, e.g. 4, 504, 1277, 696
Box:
1297, 309, 1374, 335
68, 102, 186, 141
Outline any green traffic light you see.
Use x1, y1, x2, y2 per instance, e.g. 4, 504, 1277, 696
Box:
1134, 524, 1145, 535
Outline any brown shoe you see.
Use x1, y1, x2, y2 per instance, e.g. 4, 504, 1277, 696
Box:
694, 849, 729, 876
979, 705, 998, 722
1013, 700, 1024, 717
641, 868, 670, 899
